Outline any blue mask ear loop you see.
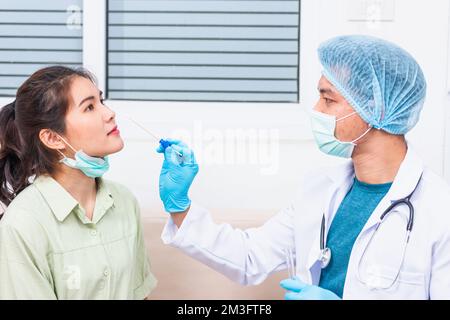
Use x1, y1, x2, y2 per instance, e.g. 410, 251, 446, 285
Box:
55, 134, 78, 161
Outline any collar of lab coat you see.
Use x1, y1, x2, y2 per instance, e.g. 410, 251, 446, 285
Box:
324, 143, 424, 201
305, 143, 424, 279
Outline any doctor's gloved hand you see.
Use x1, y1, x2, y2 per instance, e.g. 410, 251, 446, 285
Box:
280, 277, 341, 300
156, 139, 199, 213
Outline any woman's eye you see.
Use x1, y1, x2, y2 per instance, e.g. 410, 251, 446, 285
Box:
85, 104, 94, 111
100, 99, 105, 105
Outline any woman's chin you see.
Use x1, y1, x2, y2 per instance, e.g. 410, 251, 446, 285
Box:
109, 140, 125, 154
95, 139, 125, 157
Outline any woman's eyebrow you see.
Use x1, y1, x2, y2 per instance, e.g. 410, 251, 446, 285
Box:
78, 91, 103, 107
78, 96, 95, 107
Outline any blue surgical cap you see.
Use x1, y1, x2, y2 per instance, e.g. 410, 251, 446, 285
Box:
318, 35, 427, 135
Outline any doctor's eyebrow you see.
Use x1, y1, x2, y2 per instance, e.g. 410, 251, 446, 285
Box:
78, 90, 103, 107
318, 88, 337, 96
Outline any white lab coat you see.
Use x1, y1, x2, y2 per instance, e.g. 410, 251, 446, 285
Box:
161, 146, 450, 299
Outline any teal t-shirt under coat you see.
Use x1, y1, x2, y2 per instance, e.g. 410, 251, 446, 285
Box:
318, 178, 392, 298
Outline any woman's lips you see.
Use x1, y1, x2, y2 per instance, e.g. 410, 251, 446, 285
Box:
108, 126, 120, 135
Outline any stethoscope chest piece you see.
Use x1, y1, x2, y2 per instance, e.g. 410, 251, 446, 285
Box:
319, 214, 332, 269
319, 247, 331, 269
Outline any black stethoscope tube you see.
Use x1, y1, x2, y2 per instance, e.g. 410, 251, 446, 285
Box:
319, 174, 423, 268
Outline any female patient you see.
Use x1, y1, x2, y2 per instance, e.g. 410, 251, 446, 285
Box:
0, 66, 156, 299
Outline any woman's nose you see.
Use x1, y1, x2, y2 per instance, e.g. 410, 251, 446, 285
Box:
103, 105, 115, 122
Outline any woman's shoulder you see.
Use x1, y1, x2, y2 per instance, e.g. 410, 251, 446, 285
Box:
0, 184, 49, 244
3, 183, 45, 220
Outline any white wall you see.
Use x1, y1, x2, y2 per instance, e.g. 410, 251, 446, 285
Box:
1, 0, 450, 219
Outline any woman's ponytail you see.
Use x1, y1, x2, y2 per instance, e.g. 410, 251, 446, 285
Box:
0, 101, 29, 210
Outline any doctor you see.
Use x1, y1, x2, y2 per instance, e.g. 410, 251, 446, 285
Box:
157, 35, 450, 299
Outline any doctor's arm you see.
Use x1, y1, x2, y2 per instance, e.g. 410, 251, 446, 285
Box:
157, 140, 296, 285
170, 209, 189, 228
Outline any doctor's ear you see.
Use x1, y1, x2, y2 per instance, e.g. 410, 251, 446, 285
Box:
39, 129, 66, 151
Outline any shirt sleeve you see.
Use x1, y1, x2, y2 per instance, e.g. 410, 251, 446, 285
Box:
132, 199, 157, 300
0, 222, 56, 300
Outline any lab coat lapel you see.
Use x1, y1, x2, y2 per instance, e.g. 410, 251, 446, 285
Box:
306, 161, 355, 283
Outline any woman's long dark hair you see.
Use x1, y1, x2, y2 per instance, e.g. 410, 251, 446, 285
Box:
0, 66, 95, 214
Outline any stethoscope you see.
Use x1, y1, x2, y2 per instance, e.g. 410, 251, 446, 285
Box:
319, 174, 423, 286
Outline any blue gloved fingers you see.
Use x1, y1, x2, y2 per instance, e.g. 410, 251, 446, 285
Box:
158, 139, 196, 165
163, 139, 189, 150
156, 138, 186, 153
156, 143, 165, 153
294, 289, 340, 300
186, 148, 198, 167
174, 144, 198, 166
283, 285, 341, 300
279, 277, 308, 292
163, 138, 183, 145
171, 144, 185, 155
171, 144, 192, 165
284, 287, 323, 301
162, 145, 194, 166
284, 291, 304, 300
163, 146, 180, 165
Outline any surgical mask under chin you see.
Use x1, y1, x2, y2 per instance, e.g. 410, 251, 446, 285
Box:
309, 110, 372, 159
57, 136, 109, 178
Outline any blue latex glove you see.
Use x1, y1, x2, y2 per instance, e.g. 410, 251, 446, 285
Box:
280, 276, 341, 300
156, 139, 199, 213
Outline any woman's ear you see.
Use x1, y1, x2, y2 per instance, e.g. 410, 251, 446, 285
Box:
39, 129, 65, 151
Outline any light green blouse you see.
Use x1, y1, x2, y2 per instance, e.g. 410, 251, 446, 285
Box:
0, 175, 157, 299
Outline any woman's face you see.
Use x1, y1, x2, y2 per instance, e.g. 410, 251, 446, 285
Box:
62, 76, 124, 157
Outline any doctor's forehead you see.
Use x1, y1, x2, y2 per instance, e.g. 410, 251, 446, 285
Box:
317, 76, 339, 96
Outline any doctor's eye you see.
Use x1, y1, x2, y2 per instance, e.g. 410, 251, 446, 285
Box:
323, 97, 334, 105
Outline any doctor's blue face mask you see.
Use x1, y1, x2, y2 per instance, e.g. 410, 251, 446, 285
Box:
56, 135, 110, 178
309, 110, 372, 159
